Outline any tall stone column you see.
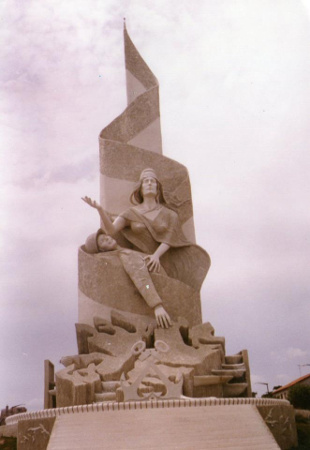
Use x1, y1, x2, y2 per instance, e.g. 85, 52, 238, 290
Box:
78, 24, 209, 327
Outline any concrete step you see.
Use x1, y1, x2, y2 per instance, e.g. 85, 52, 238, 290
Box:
222, 363, 245, 370
223, 383, 248, 397
94, 392, 116, 402
47, 404, 280, 449
212, 368, 246, 378
101, 381, 121, 392
194, 375, 233, 386
225, 355, 243, 364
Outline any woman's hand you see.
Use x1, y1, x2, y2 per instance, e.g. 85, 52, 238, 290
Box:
143, 254, 160, 272
154, 305, 172, 329
81, 196, 127, 236
81, 196, 100, 210
143, 243, 170, 273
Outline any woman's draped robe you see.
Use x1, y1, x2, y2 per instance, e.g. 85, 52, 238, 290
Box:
120, 206, 210, 293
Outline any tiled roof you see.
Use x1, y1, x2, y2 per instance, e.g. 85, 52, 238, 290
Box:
272, 373, 310, 394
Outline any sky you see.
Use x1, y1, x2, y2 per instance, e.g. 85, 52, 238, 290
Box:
1, 0, 310, 411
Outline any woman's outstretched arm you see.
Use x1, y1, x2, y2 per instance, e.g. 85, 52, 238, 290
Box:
81, 196, 127, 235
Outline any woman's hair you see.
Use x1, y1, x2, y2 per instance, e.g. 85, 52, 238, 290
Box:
130, 179, 167, 205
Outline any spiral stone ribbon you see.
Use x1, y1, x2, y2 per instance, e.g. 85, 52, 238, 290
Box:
99, 24, 196, 242
78, 25, 207, 327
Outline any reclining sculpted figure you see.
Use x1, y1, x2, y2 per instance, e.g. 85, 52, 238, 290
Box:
82, 168, 210, 329
83, 228, 172, 328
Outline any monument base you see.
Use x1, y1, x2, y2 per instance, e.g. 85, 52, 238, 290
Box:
6, 398, 297, 450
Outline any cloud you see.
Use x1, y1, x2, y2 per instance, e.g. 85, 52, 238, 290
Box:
286, 347, 308, 360
270, 348, 308, 364
276, 374, 291, 383
13, 156, 98, 189
27, 397, 44, 411
250, 374, 264, 385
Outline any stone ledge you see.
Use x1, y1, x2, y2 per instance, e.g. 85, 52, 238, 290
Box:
6, 397, 290, 425
0, 423, 18, 437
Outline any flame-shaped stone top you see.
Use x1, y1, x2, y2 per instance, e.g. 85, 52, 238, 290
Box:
98, 27, 196, 243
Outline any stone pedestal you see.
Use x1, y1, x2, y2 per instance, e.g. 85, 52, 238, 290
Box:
6, 398, 297, 450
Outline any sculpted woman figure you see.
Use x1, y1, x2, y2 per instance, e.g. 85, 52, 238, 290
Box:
82, 168, 210, 329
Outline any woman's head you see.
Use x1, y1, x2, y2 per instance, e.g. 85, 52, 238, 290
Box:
130, 168, 166, 205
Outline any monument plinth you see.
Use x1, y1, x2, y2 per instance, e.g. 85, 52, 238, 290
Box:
5, 23, 297, 450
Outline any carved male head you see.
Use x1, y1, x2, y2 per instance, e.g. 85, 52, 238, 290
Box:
84, 229, 117, 253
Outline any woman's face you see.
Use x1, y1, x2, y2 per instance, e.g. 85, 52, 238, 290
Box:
141, 176, 158, 198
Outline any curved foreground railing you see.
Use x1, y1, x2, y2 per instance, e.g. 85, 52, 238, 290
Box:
6, 396, 290, 425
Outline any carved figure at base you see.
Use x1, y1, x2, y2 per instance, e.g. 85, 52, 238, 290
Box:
83, 228, 172, 328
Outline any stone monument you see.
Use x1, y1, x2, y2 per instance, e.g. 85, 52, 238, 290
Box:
56, 22, 251, 406
5, 23, 297, 450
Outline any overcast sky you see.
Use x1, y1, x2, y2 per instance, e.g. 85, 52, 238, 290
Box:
1, 0, 310, 411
